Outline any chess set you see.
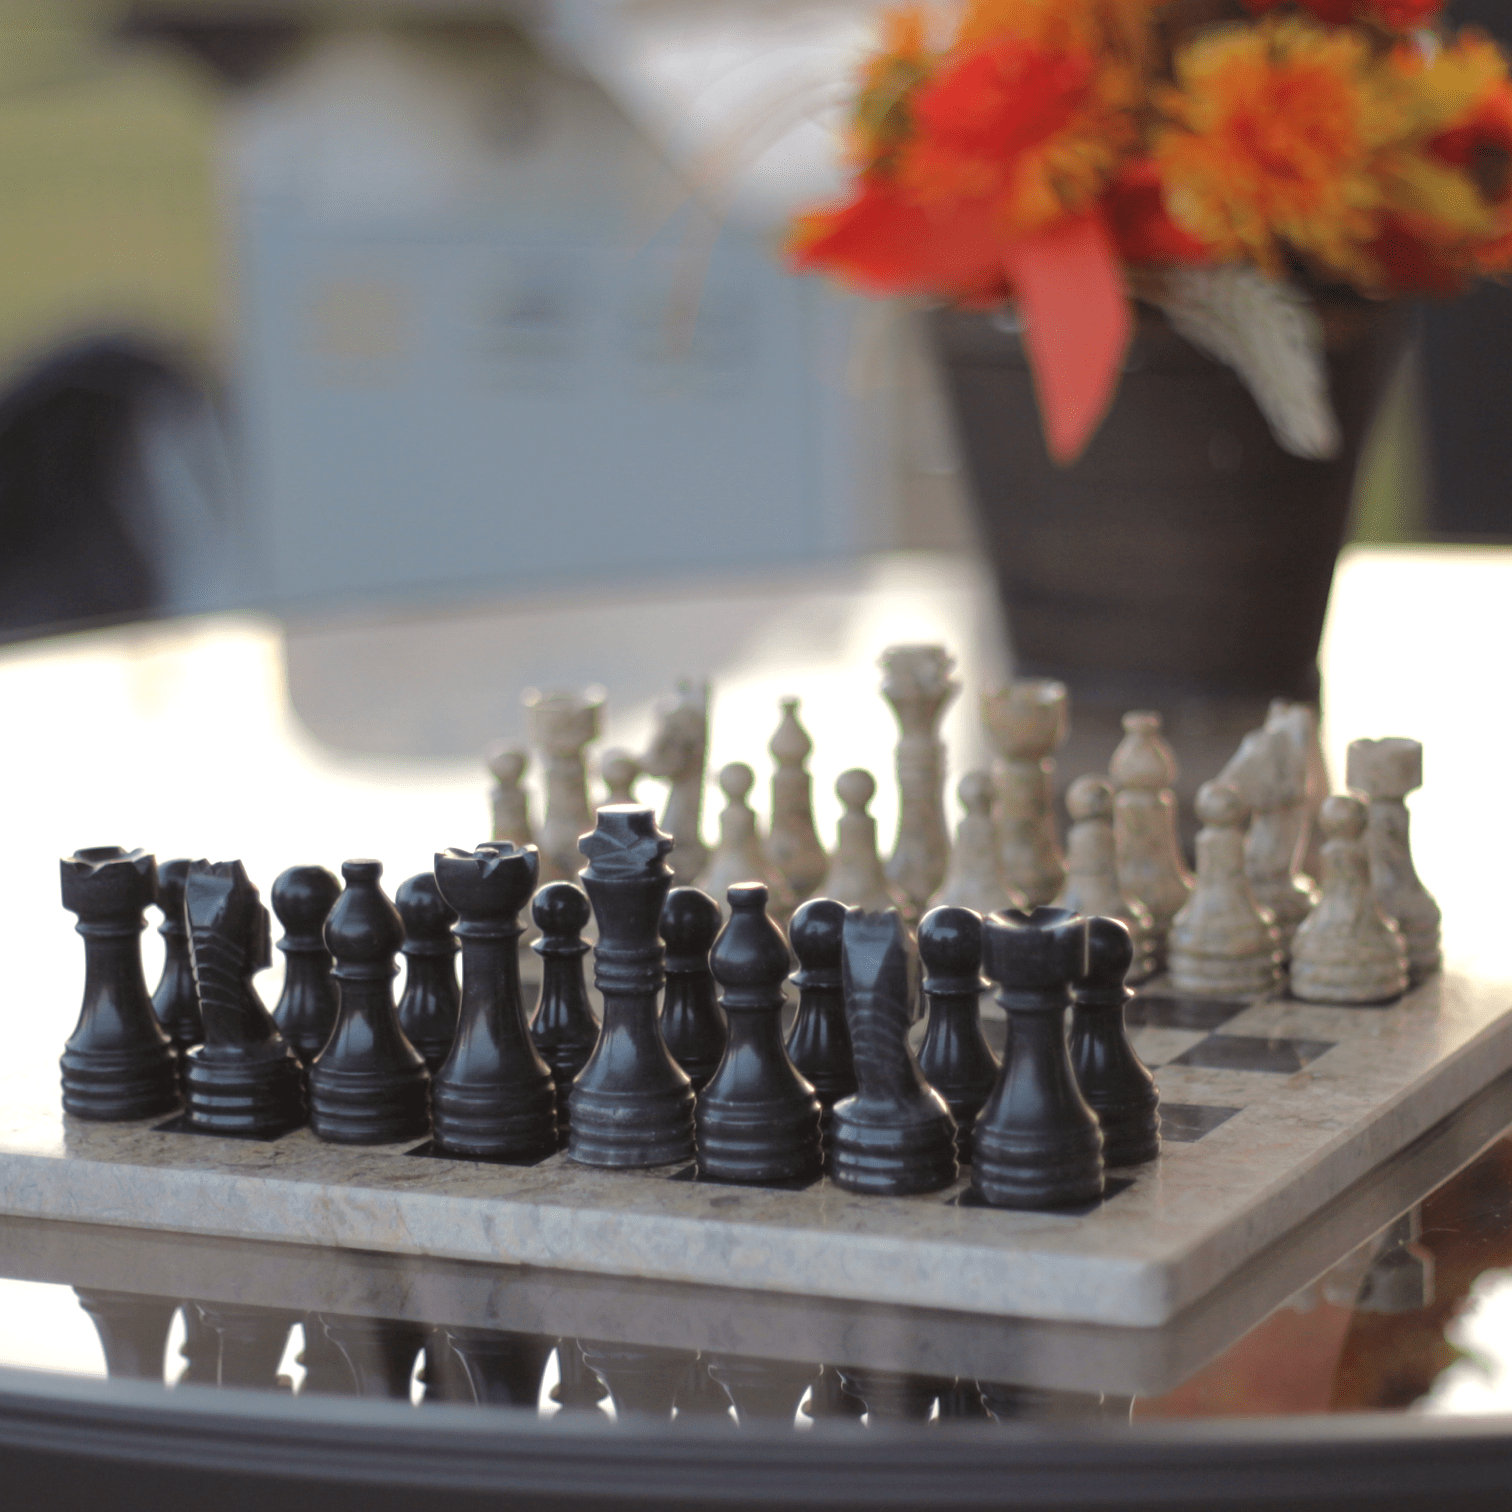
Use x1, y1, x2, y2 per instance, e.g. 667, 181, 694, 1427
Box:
4, 646, 1510, 1330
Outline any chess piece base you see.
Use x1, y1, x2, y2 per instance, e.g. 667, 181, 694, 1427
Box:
829, 1105, 958, 1196
184, 1049, 306, 1139
308, 1065, 431, 1145
60, 1045, 179, 1122
567, 1084, 696, 1168
696, 1098, 823, 1186
1168, 952, 1283, 1000
433, 1075, 558, 1162
971, 1124, 1105, 1210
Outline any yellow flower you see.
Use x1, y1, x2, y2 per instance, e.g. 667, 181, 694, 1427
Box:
1153, 18, 1405, 279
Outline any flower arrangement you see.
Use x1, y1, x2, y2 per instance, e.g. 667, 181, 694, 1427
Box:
788, 0, 1512, 462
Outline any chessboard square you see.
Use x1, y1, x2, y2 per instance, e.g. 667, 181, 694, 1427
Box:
1127, 1026, 1210, 1069
1169, 1036, 1337, 1075
1159, 1102, 1242, 1143
1125, 994, 1254, 1032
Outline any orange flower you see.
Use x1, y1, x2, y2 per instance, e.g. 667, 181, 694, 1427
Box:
1242, 0, 1441, 28
1153, 18, 1402, 278
847, 6, 937, 173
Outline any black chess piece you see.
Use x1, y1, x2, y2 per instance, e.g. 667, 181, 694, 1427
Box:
784, 898, 857, 1146
177, 1304, 222, 1386
834, 1366, 941, 1423
705, 1354, 818, 1424
973, 907, 1104, 1210
529, 881, 600, 1138
936, 1379, 990, 1420
74, 1288, 176, 1380
419, 1330, 473, 1404
673, 1356, 736, 1419
432, 843, 557, 1161
395, 871, 461, 1073
578, 1341, 691, 1419
151, 859, 201, 1061
916, 906, 1000, 1164
308, 861, 431, 1145
697, 884, 822, 1185
270, 865, 342, 1067
313, 1314, 425, 1399
658, 887, 726, 1091
551, 1339, 610, 1413
567, 807, 695, 1167
60, 847, 179, 1121
194, 1303, 295, 1390
297, 1314, 358, 1395
183, 860, 306, 1139
442, 1326, 555, 1408
830, 909, 957, 1196
802, 1364, 866, 1422
1069, 914, 1161, 1167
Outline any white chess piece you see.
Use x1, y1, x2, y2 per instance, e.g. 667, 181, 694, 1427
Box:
1168, 782, 1283, 999
1346, 737, 1442, 982
1290, 794, 1409, 1005
822, 768, 907, 914
701, 762, 794, 919
1110, 711, 1193, 960
932, 771, 1023, 916
524, 687, 604, 884
981, 680, 1067, 906
487, 743, 534, 848
881, 645, 958, 915
641, 680, 710, 886
768, 697, 828, 904
1217, 723, 1318, 949
598, 747, 641, 808
1055, 774, 1156, 983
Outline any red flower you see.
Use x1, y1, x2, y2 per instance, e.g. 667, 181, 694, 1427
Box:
1101, 161, 1213, 265
1243, 0, 1441, 27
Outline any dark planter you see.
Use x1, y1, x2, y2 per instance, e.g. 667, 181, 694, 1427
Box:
931, 299, 1411, 705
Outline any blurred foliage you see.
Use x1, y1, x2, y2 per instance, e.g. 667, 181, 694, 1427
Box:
0, 0, 223, 384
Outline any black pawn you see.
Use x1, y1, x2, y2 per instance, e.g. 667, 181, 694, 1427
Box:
578, 1341, 690, 1419
194, 1304, 295, 1390
659, 887, 726, 1091
567, 807, 695, 1167
177, 1304, 222, 1386
706, 1354, 818, 1424
674, 1356, 736, 1419
308, 861, 431, 1145
75, 1288, 176, 1380
830, 909, 957, 1196
973, 907, 1104, 1210
784, 898, 857, 1146
184, 860, 306, 1139
151, 859, 201, 1060
834, 1367, 940, 1423
60, 847, 179, 1121
697, 884, 822, 1185
551, 1339, 610, 1413
298, 1315, 358, 1395
1069, 914, 1161, 1166
530, 881, 600, 1138
395, 872, 461, 1072
441, 1326, 554, 1408
314, 1315, 424, 1399
271, 865, 342, 1067
432, 843, 556, 1161
802, 1364, 866, 1422
917, 906, 1000, 1164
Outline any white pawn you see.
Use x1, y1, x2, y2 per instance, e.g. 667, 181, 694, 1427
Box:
1168, 782, 1283, 999
599, 747, 641, 807
881, 645, 958, 915
768, 698, 828, 904
487, 743, 534, 847
1217, 723, 1318, 949
1110, 711, 1193, 959
701, 762, 794, 919
524, 687, 603, 883
1055, 775, 1156, 983
981, 680, 1068, 906
1346, 738, 1441, 982
932, 771, 1023, 916
1290, 795, 1409, 1005
822, 768, 907, 914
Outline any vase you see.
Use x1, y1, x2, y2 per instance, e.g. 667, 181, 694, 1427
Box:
931, 299, 1410, 705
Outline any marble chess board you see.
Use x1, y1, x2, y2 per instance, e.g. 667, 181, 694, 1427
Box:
2, 969, 1510, 1330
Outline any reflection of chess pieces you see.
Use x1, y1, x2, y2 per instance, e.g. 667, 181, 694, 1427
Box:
705, 1353, 819, 1424
487, 743, 534, 847
981, 680, 1068, 906
932, 772, 1023, 916
768, 698, 828, 903
821, 769, 906, 913
75, 1288, 176, 1380
524, 688, 604, 883
1290, 796, 1409, 1005
1218, 722, 1318, 949
598, 747, 641, 807
1167, 783, 1283, 1000
640, 679, 710, 886
700, 762, 794, 920
1055, 776, 1156, 984
1346, 738, 1442, 982
1110, 712, 1193, 962
881, 645, 958, 916
579, 1341, 691, 1419
315, 1315, 425, 1399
